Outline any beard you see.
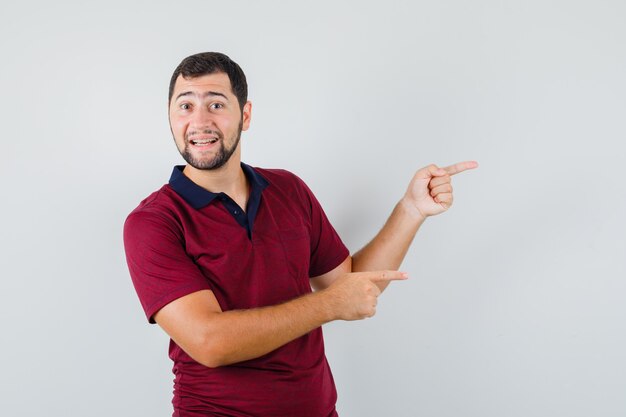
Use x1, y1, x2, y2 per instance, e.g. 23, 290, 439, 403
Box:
179, 120, 243, 170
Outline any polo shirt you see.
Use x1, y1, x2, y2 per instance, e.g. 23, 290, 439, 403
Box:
123, 163, 349, 417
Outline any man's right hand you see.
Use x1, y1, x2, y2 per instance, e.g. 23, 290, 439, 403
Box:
154, 269, 407, 367
323, 271, 408, 321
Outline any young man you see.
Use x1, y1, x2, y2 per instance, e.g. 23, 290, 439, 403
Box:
124, 52, 477, 417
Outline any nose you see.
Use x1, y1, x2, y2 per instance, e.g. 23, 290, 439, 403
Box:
190, 107, 217, 131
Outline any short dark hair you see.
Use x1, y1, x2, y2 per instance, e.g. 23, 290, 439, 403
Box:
168, 52, 248, 111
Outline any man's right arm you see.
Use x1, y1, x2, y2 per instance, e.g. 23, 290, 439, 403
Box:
154, 269, 407, 368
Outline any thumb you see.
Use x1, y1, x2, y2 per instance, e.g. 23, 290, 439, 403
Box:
415, 164, 446, 180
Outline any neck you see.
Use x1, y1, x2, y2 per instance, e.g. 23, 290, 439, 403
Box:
182, 151, 247, 199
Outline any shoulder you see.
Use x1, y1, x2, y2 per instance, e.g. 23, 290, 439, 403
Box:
254, 167, 302, 184
253, 167, 312, 195
124, 185, 183, 238
251, 167, 323, 219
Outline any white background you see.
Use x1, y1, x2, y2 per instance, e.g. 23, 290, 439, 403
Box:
1, 1, 625, 416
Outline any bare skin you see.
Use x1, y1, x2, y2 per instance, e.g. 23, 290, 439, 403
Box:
348, 161, 479, 292
156, 271, 407, 368
156, 72, 478, 368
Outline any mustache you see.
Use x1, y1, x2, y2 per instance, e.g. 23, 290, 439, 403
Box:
185, 129, 223, 141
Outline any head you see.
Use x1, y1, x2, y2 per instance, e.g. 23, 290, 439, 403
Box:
168, 52, 251, 171
168, 52, 248, 113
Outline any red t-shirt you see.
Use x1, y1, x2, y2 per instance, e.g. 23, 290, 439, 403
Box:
124, 164, 349, 417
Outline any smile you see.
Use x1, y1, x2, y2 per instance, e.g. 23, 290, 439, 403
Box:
190, 138, 218, 146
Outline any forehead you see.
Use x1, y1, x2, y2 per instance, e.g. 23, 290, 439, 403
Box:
172, 72, 234, 99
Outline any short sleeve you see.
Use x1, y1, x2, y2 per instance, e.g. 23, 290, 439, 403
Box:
123, 211, 212, 323
294, 178, 350, 277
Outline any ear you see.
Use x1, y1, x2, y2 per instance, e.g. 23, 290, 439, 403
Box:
241, 101, 252, 131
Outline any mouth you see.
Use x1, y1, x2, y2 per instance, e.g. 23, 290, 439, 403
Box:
189, 137, 219, 147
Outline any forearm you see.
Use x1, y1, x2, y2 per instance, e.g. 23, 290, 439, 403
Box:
201, 290, 335, 367
352, 199, 425, 289
161, 270, 405, 368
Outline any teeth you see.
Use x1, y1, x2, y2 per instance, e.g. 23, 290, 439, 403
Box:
192, 138, 218, 145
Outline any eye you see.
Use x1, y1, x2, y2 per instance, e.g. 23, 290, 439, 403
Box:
210, 102, 224, 110
180, 103, 191, 110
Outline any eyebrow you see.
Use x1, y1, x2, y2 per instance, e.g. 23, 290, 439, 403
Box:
174, 91, 229, 102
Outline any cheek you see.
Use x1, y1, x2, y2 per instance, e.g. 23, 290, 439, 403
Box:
169, 117, 187, 139
221, 114, 243, 132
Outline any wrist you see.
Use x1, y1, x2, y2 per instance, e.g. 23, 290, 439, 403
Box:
310, 288, 339, 323
398, 197, 427, 223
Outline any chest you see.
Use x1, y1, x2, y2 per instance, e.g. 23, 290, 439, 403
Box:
180, 198, 312, 310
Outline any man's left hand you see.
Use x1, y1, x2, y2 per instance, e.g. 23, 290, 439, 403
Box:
402, 160, 479, 219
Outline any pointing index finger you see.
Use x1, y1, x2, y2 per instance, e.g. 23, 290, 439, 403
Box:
443, 160, 479, 176
369, 271, 409, 282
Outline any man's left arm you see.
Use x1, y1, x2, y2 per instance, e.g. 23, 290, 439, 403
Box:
311, 161, 478, 291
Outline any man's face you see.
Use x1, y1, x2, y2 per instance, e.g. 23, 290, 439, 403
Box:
169, 72, 251, 170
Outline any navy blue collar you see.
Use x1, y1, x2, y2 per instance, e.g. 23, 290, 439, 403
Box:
168, 163, 269, 210
169, 163, 269, 239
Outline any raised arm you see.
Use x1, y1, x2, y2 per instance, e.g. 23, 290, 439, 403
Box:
351, 161, 478, 290
154, 270, 407, 368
